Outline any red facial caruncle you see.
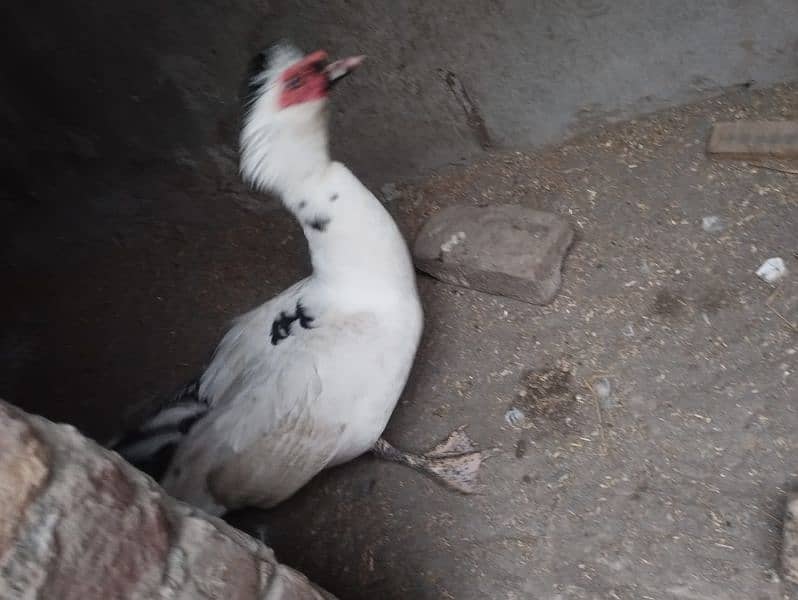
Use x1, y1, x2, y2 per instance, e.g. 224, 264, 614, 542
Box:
278, 50, 330, 109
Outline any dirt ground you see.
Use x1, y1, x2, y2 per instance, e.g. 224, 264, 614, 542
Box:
2, 83, 797, 599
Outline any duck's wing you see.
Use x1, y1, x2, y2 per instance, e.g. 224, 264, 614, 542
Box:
161, 284, 354, 511
113, 279, 319, 484
205, 362, 341, 509
162, 344, 343, 512
197, 279, 313, 410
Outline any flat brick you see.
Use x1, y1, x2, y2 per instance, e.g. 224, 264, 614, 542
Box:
413, 205, 573, 305
707, 121, 798, 157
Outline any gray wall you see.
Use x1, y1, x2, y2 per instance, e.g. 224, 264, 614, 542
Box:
2, 0, 796, 188
286, 0, 798, 179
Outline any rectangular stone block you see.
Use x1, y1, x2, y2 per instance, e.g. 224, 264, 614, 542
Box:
708, 121, 798, 157
413, 205, 573, 305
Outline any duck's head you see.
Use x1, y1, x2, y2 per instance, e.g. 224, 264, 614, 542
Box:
240, 43, 364, 195
276, 48, 363, 110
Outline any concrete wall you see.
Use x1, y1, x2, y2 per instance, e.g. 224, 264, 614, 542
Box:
1, 0, 796, 188
284, 0, 798, 179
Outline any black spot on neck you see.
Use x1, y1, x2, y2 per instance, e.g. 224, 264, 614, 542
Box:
330, 193, 338, 202
298, 200, 307, 210
306, 216, 330, 232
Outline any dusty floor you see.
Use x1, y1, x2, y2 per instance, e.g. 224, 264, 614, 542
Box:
236, 84, 798, 600
2, 83, 798, 599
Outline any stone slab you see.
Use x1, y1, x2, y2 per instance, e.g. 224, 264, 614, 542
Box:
707, 121, 798, 157
413, 205, 573, 305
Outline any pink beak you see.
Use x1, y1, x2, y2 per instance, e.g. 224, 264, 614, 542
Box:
324, 55, 366, 86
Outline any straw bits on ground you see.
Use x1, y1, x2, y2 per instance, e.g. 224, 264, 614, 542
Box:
508, 366, 577, 436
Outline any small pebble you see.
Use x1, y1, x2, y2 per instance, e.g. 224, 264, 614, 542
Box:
504, 407, 526, 428
756, 257, 787, 283
380, 182, 402, 203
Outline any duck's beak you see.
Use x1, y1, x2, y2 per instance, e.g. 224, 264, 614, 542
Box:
325, 55, 365, 87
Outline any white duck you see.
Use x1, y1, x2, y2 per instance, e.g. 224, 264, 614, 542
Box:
112, 43, 482, 516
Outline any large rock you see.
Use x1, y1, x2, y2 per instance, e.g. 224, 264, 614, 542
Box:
413, 205, 573, 305
0, 400, 335, 600
0, 410, 49, 559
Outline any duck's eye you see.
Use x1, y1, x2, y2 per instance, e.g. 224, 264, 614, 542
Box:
286, 76, 303, 90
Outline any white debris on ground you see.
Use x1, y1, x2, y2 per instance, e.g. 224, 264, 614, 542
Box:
440, 231, 467, 254
592, 377, 613, 409
755, 257, 787, 283
701, 215, 725, 233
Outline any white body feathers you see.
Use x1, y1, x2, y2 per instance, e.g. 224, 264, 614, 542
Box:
142, 45, 423, 515
161, 164, 422, 514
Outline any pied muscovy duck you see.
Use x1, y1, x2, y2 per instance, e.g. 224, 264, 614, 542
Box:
112, 43, 482, 516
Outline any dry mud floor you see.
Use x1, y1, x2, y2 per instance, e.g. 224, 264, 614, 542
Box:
2, 83, 797, 599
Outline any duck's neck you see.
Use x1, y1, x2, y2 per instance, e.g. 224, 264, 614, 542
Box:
286, 163, 418, 299
275, 118, 331, 201
241, 104, 417, 300
240, 102, 331, 202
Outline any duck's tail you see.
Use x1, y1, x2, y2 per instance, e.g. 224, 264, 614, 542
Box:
109, 379, 211, 481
